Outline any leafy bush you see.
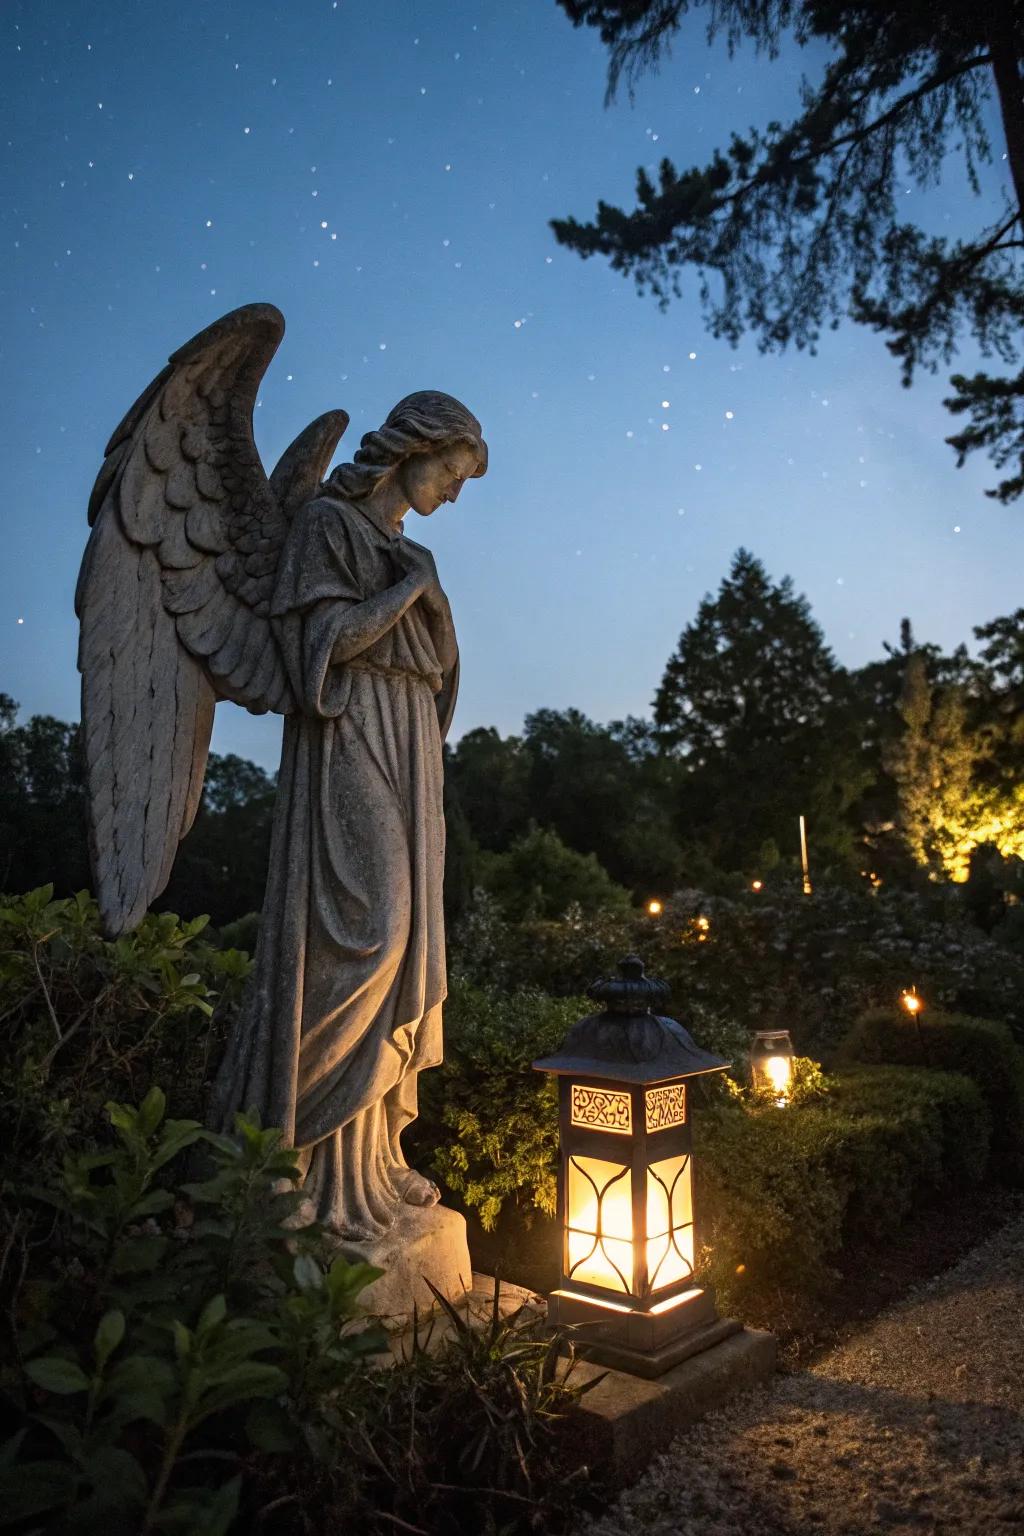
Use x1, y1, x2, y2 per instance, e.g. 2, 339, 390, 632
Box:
413, 978, 586, 1231
697, 1065, 990, 1320
840, 1007, 1024, 1180
451, 876, 1024, 1052
0, 1086, 593, 1535
0, 885, 250, 1186
0, 894, 597, 1535
0, 1089, 381, 1533
476, 824, 632, 921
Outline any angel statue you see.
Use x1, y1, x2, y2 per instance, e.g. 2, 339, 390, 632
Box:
76, 302, 487, 1258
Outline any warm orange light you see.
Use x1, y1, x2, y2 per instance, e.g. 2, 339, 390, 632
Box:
565, 1150, 695, 1296
696, 915, 710, 931
750, 1030, 794, 1105
751, 879, 763, 891
900, 989, 924, 1016
646, 898, 663, 916
765, 1056, 792, 1096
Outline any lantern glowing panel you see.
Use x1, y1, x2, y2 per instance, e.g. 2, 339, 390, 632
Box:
646, 1154, 694, 1288
566, 1154, 633, 1292
564, 1145, 696, 1297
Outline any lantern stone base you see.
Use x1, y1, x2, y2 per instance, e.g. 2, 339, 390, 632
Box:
333, 1203, 472, 1323
566, 1325, 777, 1486
548, 1284, 730, 1378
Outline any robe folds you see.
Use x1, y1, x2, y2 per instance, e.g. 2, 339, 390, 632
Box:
210, 490, 457, 1239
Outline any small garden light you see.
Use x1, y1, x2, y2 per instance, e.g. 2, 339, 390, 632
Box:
646, 898, 663, 916
533, 955, 730, 1377
900, 988, 924, 1016
749, 1028, 794, 1105
751, 879, 763, 892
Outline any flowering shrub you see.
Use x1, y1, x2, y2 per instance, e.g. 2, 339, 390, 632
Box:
451, 877, 1024, 1055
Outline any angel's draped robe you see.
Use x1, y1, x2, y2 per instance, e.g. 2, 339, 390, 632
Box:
210, 488, 456, 1239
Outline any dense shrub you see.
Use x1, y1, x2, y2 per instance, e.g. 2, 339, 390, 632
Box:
697, 1065, 990, 1320
0, 1085, 595, 1535
0, 897, 596, 1535
0, 885, 250, 1188
840, 1007, 1024, 1181
451, 878, 1024, 1052
412, 978, 586, 1231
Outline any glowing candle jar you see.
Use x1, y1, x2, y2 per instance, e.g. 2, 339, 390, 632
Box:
533, 955, 731, 1377
749, 1029, 795, 1104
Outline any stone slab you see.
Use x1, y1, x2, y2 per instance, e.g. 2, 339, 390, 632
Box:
335, 1202, 472, 1323
565, 1325, 777, 1487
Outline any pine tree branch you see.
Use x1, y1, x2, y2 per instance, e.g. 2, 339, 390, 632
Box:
986, 10, 1024, 225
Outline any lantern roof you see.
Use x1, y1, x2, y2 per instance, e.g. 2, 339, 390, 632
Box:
533, 955, 730, 1085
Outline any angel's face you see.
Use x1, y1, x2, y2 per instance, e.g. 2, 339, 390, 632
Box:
398, 441, 481, 517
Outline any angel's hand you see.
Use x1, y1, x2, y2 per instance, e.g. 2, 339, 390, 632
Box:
395, 541, 443, 610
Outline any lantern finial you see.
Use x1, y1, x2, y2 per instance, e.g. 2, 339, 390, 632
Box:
587, 954, 671, 1015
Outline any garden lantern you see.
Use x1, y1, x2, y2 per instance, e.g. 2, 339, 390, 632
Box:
749, 1028, 794, 1104
533, 955, 730, 1376
900, 987, 924, 1017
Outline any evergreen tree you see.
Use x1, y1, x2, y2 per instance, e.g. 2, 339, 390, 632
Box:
653, 549, 866, 872
654, 548, 838, 756
553, 0, 1024, 499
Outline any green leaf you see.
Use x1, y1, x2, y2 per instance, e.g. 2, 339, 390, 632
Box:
150, 1118, 204, 1171
137, 1085, 167, 1138
197, 1293, 227, 1334
25, 1356, 90, 1394
172, 1320, 192, 1363
190, 1364, 289, 1425
94, 1309, 125, 1370
128, 1188, 176, 1219
105, 1102, 136, 1134
324, 1258, 383, 1310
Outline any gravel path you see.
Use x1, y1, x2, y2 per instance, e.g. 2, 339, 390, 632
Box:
585, 1217, 1024, 1534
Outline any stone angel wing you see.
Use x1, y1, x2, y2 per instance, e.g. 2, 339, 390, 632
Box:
76, 302, 349, 937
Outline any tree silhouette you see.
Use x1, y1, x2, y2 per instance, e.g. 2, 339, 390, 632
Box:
553, 0, 1024, 499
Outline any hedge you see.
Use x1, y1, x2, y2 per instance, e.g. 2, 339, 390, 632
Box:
839, 1007, 1024, 1182
695, 1065, 990, 1317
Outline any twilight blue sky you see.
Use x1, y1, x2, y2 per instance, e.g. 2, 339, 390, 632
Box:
2, 0, 1020, 770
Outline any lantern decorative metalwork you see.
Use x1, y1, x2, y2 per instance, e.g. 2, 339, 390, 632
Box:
533, 955, 732, 1377
749, 1028, 795, 1104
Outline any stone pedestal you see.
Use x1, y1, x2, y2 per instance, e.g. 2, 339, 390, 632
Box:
567, 1327, 777, 1486
335, 1203, 472, 1322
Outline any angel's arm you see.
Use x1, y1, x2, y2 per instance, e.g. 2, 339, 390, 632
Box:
329, 571, 427, 664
